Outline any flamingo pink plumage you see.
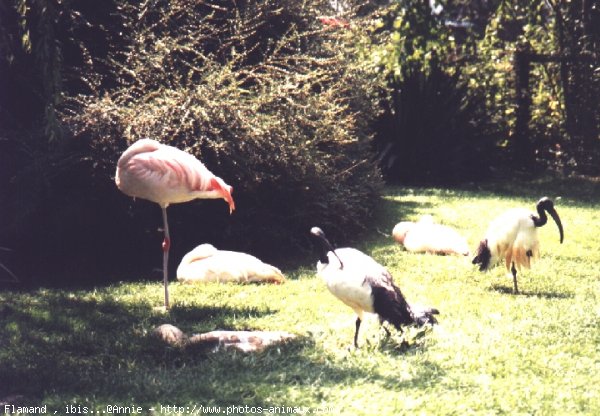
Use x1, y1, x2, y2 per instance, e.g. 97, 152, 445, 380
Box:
116, 138, 235, 308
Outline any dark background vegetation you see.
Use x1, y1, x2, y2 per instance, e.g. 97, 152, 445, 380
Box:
1, 0, 598, 286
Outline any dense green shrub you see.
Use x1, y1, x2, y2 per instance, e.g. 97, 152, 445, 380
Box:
462, 0, 600, 174
355, 2, 499, 184
373, 61, 496, 185
17, 0, 381, 282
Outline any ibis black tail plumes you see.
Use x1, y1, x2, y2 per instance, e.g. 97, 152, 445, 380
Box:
369, 276, 439, 329
370, 283, 414, 329
534, 197, 564, 243
413, 307, 440, 326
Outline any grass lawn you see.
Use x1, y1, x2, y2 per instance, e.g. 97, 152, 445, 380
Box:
1, 177, 599, 415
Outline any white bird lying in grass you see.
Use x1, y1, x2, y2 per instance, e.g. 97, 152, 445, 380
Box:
472, 197, 564, 294
177, 244, 285, 284
392, 215, 470, 256
310, 227, 439, 348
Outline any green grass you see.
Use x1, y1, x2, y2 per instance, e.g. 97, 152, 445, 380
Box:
1, 177, 600, 415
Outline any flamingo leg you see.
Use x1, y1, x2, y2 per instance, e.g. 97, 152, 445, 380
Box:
161, 206, 171, 309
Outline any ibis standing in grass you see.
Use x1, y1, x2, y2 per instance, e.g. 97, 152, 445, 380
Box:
116, 138, 235, 309
472, 197, 564, 294
310, 227, 439, 348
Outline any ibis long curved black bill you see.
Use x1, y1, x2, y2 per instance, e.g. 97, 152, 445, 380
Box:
536, 197, 564, 244
548, 207, 564, 244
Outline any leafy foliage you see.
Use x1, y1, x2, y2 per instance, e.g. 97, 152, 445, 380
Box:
361, 0, 456, 79
463, 0, 600, 173
21, 0, 382, 282
373, 61, 495, 185
363, 0, 599, 177
359, 2, 497, 184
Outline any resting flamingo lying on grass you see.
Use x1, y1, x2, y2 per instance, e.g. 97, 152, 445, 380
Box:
393, 215, 470, 256
177, 244, 285, 284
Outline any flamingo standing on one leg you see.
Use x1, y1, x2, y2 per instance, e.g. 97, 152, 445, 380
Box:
115, 138, 235, 309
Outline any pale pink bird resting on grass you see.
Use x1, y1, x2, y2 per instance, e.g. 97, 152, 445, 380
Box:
177, 244, 285, 284
392, 215, 470, 256
115, 138, 235, 309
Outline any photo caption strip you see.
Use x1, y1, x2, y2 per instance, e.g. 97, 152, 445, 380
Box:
3, 404, 340, 415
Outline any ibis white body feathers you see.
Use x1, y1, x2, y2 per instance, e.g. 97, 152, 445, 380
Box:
316, 248, 382, 319
310, 227, 438, 347
472, 197, 564, 294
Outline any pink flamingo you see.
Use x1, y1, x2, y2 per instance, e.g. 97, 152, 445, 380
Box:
115, 138, 235, 309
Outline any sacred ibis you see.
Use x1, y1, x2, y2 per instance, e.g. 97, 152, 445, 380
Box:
472, 197, 564, 294
310, 227, 439, 348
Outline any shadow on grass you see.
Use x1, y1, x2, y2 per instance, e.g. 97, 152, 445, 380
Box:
178, 335, 444, 408
168, 303, 276, 329
0, 290, 275, 398
489, 284, 573, 299
383, 176, 600, 210
0, 289, 444, 408
376, 325, 437, 355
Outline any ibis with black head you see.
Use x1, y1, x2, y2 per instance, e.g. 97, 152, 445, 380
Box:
310, 227, 439, 348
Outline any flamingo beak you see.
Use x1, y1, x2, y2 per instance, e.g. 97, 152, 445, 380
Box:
209, 176, 235, 214
548, 207, 564, 244
225, 186, 235, 214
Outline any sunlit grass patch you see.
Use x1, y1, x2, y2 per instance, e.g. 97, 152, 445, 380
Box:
1, 177, 599, 414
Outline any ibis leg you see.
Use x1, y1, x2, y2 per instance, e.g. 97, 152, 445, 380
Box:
161, 206, 171, 309
378, 318, 391, 338
382, 324, 391, 338
354, 317, 362, 348
511, 262, 519, 294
